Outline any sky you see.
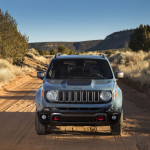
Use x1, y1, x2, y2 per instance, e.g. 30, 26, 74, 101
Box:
0, 0, 150, 43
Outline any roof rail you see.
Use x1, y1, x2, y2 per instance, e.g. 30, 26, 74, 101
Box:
99, 53, 105, 58
55, 53, 62, 58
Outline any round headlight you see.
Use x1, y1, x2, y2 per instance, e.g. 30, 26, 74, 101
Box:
46, 90, 58, 102
100, 91, 112, 102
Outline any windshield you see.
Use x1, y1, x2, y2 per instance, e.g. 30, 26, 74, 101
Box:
47, 59, 113, 79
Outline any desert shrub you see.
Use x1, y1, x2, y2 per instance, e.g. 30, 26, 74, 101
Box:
104, 50, 114, 55
109, 50, 150, 88
50, 49, 58, 55
80, 51, 85, 54
45, 50, 50, 55
28, 48, 39, 56
144, 51, 150, 60
58, 46, 70, 54
0, 59, 35, 87
26, 52, 48, 64
69, 50, 76, 55
39, 50, 45, 56
75, 51, 81, 55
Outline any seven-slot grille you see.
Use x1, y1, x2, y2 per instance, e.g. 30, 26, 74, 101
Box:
58, 91, 101, 103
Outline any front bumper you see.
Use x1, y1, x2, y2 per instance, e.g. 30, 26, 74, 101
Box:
37, 107, 121, 126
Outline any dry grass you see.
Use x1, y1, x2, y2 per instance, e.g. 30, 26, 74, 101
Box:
109, 50, 150, 88
80, 51, 100, 55
27, 48, 48, 64
0, 48, 50, 87
0, 59, 35, 87
79, 50, 150, 90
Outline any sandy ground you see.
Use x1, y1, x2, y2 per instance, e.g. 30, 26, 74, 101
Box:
0, 73, 150, 150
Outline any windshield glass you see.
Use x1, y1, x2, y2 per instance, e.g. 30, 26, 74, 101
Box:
47, 59, 113, 79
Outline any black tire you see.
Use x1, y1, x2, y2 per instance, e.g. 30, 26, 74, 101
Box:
111, 111, 123, 135
35, 113, 46, 135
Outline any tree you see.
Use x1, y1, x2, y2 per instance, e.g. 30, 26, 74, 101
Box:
58, 46, 70, 54
0, 9, 28, 64
129, 24, 150, 52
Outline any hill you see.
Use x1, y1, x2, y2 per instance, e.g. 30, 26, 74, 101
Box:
29, 29, 134, 51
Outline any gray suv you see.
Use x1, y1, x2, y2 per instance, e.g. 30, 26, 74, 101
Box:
35, 54, 124, 135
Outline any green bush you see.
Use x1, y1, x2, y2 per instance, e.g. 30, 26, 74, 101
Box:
39, 50, 45, 56
50, 49, 58, 55
45, 50, 50, 55
58, 46, 70, 54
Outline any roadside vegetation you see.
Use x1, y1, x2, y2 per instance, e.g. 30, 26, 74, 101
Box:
27, 48, 48, 64
50, 46, 75, 55
0, 58, 34, 87
129, 24, 150, 52
0, 9, 28, 65
0, 10, 47, 87
108, 50, 150, 88
0, 49, 49, 88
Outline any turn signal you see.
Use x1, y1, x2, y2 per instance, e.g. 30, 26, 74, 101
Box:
115, 91, 117, 98
41, 89, 43, 98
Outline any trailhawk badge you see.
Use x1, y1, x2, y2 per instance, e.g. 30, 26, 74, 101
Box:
73, 87, 83, 90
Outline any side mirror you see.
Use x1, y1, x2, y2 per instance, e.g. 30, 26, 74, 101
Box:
37, 71, 45, 79
115, 71, 124, 79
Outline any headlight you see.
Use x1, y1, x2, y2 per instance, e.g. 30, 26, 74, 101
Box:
46, 90, 58, 102
100, 91, 112, 102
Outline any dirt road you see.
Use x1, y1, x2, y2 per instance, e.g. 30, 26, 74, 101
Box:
0, 73, 150, 150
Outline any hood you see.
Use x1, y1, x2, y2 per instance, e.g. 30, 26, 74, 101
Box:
43, 79, 116, 91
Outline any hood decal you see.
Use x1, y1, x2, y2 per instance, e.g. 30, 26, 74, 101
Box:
67, 79, 91, 86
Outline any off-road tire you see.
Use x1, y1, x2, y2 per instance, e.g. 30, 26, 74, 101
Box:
35, 112, 46, 135
111, 111, 123, 135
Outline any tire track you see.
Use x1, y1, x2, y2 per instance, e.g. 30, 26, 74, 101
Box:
0, 78, 34, 111
0, 79, 41, 112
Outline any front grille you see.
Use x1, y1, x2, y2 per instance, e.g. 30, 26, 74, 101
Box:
58, 91, 101, 103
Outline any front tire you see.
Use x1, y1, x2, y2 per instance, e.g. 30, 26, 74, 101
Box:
35, 112, 46, 135
111, 111, 123, 135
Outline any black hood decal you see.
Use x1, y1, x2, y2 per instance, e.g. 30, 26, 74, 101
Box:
67, 79, 91, 85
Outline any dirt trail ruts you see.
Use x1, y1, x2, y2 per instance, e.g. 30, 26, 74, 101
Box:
0, 74, 150, 150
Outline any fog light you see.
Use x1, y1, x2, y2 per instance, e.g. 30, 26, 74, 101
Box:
111, 115, 117, 120
41, 114, 47, 120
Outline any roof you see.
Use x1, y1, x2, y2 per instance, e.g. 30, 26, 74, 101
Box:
54, 54, 107, 60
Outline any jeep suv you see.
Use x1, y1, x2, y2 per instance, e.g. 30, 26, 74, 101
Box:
35, 54, 124, 135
